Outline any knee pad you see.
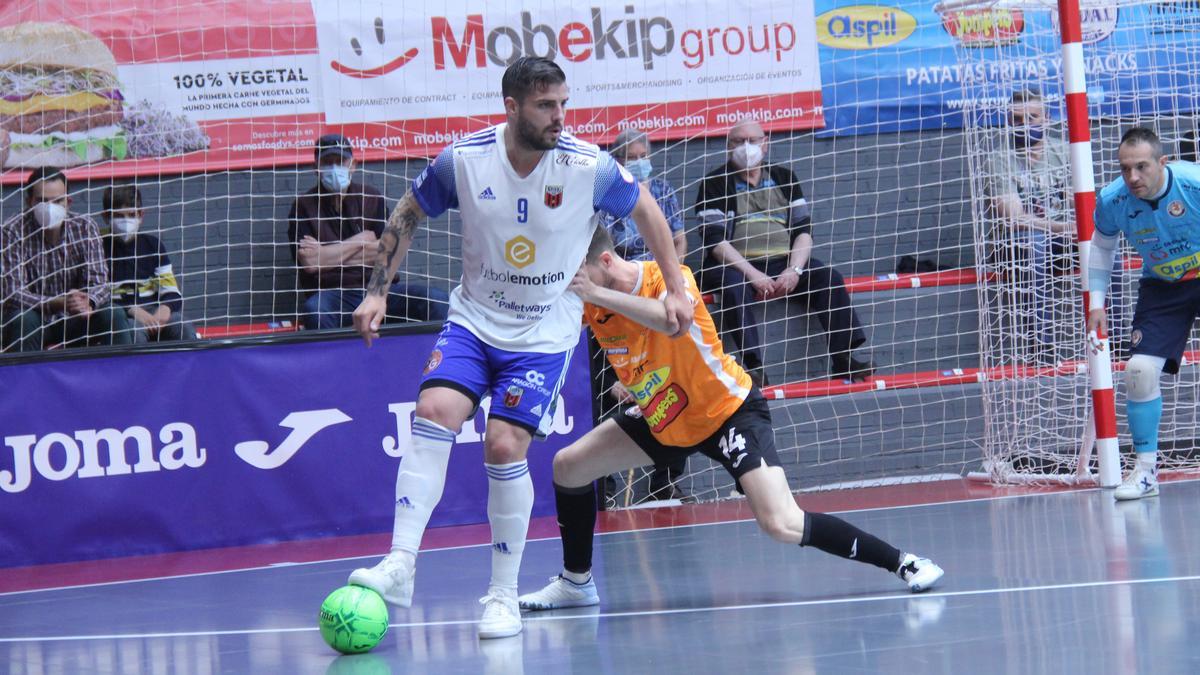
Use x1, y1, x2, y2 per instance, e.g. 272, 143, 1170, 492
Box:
1125, 354, 1166, 402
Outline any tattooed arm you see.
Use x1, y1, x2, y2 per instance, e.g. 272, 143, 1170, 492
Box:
353, 191, 427, 346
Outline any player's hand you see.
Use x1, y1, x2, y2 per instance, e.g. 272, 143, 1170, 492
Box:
568, 265, 596, 301
1086, 307, 1107, 354
352, 293, 388, 347
609, 381, 634, 404
663, 287, 692, 338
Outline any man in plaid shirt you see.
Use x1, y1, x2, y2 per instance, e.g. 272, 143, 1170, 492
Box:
1, 167, 135, 352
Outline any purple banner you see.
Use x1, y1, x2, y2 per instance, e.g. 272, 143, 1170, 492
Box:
0, 331, 593, 568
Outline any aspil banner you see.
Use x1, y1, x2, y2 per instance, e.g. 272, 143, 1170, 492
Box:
0, 0, 822, 182
0, 332, 593, 568
814, 0, 1200, 135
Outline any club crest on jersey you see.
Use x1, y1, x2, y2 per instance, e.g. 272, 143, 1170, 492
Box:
503, 385, 524, 407
1168, 200, 1186, 217
424, 349, 443, 375
544, 184, 563, 208
1131, 329, 1142, 347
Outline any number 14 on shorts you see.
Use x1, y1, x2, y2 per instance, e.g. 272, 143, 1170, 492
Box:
718, 427, 748, 469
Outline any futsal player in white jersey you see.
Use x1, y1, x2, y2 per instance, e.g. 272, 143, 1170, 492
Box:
348, 57, 694, 639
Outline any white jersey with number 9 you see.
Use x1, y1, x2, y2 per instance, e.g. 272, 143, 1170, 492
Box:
413, 123, 640, 353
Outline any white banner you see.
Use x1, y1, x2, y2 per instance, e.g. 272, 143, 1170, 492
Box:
311, 0, 821, 129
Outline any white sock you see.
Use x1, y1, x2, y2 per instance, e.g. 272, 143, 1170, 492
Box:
562, 569, 591, 585
486, 460, 534, 592
390, 417, 456, 554
1136, 453, 1158, 474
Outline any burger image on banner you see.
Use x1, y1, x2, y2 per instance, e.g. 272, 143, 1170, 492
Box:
0, 22, 129, 168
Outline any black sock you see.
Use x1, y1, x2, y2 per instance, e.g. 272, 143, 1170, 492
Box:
555, 482, 597, 575
800, 512, 903, 573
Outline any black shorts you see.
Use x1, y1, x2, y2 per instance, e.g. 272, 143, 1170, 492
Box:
1129, 277, 1200, 375
614, 390, 782, 485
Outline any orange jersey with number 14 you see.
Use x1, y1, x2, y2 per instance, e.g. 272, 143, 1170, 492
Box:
585, 262, 753, 447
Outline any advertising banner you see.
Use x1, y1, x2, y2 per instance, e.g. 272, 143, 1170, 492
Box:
0, 1, 324, 180
814, 0, 1200, 135
0, 332, 594, 568
0, 0, 822, 183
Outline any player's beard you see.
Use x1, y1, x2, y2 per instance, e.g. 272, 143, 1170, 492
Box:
515, 114, 560, 151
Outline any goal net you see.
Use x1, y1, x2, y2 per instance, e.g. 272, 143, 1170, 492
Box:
940, 0, 1200, 485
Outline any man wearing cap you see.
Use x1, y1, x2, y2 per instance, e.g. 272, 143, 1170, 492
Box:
287, 134, 449, 331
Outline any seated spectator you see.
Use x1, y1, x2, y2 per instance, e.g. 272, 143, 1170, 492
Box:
101, 185, 196, 343
600, 129, 688, 500
695, 120, 872, 383
1, 167, 134, 352
288, 134, 448, 330
600, 129, 687, 261
985, 88, 1123, 363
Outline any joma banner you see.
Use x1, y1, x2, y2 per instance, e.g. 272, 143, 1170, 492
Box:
0, 332, 593, 568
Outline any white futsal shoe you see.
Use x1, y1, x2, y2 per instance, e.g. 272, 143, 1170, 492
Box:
1114, 465, 1159, 501
478, 587, 523, 639
518, 574, 600, 611
348, 552, 416, 607
897, 554, 944, 593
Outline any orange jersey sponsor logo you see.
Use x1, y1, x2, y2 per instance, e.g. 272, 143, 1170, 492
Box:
645, 383, 689, 432
629, 366, 671, 405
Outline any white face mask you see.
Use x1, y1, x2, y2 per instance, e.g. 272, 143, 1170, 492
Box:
626, 158, 653, 182
32, 202, 67, 231
111, 217, 140, 239
320, 165, 352, 192
730, 142, 764, 170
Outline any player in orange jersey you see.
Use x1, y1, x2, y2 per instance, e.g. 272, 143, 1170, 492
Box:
518, 227, 943, 610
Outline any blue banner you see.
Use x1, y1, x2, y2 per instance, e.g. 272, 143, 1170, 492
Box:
0, 332, 593, 568
814, 1, 1200, 135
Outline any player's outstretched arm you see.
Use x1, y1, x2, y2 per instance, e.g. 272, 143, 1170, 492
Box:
569, 267, 677, 335
630, 185, 693, 337
353, 191, 427, 346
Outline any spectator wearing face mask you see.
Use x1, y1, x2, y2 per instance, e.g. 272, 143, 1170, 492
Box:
695, 120, 872, 384
601, 129, 687, 262
101, 185, 196, 343
288, 134, 448, 331
1, 167, 135, 352
985, 88, 1123, 363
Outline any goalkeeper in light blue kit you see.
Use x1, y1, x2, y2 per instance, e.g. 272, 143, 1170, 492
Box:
1088, 127, 1200, 500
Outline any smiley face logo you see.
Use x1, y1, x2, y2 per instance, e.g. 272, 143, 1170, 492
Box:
330, 17, 418, 79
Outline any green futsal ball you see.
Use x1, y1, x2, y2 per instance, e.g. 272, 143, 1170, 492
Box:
319, 585, 389, 654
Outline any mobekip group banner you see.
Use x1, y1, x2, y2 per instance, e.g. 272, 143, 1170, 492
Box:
0, 0, 821, 183
814, 0, 1200, 135
0, 333, 593, 568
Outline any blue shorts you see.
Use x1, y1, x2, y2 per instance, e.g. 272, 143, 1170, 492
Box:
1130, 277, 1200, 375
419, 322, 574, 437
